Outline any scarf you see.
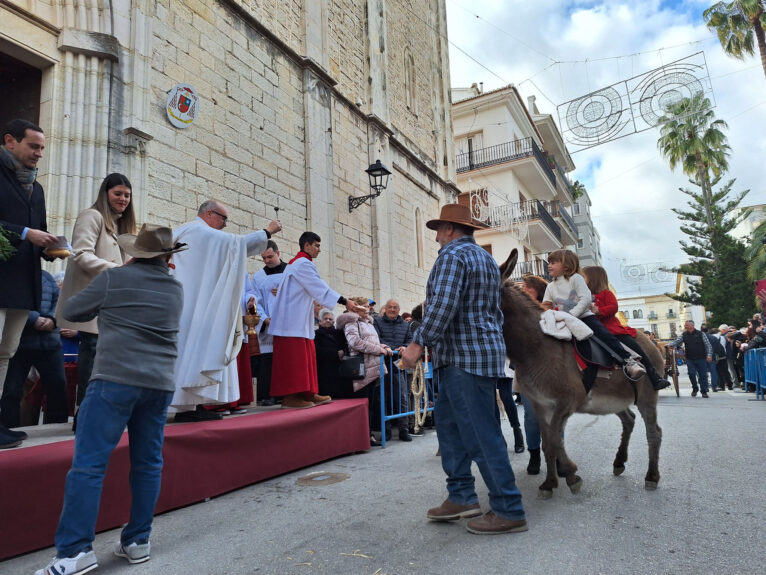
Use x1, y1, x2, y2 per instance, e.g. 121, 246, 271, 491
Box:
289, 251, 312, 264
0, 146, 37, 197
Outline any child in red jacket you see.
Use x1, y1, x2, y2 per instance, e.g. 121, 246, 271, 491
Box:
582, 266, 670, 391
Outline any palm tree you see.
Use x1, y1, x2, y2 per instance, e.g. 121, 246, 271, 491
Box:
657, 92, 730, 230
704, 1, 766, 79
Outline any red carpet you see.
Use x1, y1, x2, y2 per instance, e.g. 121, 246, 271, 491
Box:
0, 399, 370, 560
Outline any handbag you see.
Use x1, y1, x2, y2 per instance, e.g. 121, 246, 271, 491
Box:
339, 354, 365, 380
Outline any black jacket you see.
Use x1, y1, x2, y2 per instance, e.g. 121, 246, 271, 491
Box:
373, 314, 412, 349
0, 163, 49, 310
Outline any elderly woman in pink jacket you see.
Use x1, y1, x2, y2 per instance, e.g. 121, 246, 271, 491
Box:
336, 296, 392, 446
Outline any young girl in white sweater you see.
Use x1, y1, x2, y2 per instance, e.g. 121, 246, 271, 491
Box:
542, 249, 645, 390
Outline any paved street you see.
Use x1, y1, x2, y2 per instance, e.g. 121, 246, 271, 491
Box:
5, 375, 765, 575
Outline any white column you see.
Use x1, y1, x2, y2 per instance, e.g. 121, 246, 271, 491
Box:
303, 69, 336, 284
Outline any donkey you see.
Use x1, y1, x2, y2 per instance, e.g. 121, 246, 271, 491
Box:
498, 250, 662, 499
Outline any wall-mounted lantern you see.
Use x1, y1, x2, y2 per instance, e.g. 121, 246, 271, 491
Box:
348, 159, 391, 212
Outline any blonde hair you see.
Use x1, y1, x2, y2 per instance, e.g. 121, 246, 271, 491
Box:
582, 266, 610, 294
548, 249, 581, 279
350, 296, 369, 307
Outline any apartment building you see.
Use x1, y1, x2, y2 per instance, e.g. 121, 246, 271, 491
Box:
573, 190, 603, 267
618, 275, 706, 340
451, 84, 577, 280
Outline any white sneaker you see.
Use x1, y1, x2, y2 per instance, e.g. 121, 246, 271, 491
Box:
35, 550, 98, 575
624, 359, 646, 380
114, 540, 151, 564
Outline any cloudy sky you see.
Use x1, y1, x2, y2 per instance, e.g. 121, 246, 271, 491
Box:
445, 0, 766, 296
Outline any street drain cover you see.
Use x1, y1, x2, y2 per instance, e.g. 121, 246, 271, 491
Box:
296, 471, 350, 486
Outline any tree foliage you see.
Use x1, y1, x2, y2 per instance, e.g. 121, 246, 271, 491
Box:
571, 179, 586, 201
745, 217, 766, 281
667, 179, 754, 327
704, 1, 766, 79
0, 228, 17, 262
657, 93, 730, 232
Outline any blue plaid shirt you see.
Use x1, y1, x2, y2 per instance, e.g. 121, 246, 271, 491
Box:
413, 235, 506, 377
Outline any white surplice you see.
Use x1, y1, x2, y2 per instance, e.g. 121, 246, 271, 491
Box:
170, 218, 268, 410
250, 264, 286, 354
269, 257, 340, 340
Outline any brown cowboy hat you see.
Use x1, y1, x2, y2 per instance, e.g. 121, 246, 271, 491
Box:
426, 203, 486, 231
117, 223, 188, 259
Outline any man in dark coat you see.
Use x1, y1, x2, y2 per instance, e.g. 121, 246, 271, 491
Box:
374, 299, 414, 441
0, 119, 59, 448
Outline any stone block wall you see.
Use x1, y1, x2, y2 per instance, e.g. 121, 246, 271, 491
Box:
147, 0, 308, 250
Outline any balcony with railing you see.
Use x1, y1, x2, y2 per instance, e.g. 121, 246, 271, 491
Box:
460, 189, 562, 252
551, 158, 575, 204
648, 312, 659, 320
546, 200, 577, 243
666, 311, 677, 319
506, 259, 551, 283
455, 137, 557, 198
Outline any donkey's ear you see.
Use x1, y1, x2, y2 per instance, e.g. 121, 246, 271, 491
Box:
499, 248, 518, 282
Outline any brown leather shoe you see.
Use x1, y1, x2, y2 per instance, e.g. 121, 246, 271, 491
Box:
281, 394, 316, 409
426, 499, 482, 521
301, 392, 332, 405
465, 511, 528, 534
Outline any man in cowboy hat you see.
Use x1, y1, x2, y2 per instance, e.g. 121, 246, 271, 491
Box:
36, 224, 187, 575
399, 204, 527, 535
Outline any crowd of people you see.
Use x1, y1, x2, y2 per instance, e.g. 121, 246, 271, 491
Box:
2, 117, 763, 574
666, 319, 756, 397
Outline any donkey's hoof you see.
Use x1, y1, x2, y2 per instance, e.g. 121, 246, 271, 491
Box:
613, 465, 625, 476
537, 489, 553, 500
644, 480, 658, 491
568, 476, 583, 494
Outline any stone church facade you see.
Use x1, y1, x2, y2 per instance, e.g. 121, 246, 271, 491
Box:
1, 0, 458, 309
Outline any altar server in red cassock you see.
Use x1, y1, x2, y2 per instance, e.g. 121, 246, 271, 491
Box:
269, 231, 365, 409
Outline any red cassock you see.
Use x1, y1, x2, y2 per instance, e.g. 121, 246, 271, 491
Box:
270, 336, 318, 396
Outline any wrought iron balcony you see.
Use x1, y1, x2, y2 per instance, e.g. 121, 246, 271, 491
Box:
648, 312, 659, 320
526, 199, 561, 241
546, 200, 577, 239
666, 311, 677, 319
512, 259, 551, 281
552, 158, 575, 201
455, 137, 556, 186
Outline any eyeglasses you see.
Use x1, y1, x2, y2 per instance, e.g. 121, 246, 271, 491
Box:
211, 210, 228, 222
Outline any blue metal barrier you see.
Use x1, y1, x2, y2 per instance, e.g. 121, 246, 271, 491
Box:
743, 348, 766, 400
378, 352, 436, 447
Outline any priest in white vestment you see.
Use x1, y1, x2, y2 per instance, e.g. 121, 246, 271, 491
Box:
171, 200, 281, 422
269, 231, 366, 409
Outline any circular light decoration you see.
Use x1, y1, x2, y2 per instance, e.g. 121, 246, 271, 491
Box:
621, 264, 646, 284
637, 68, 704, 127
166, 83, 200, 129
564, 87, 628, 147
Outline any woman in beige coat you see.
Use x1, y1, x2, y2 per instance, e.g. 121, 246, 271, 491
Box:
56, 173, 136, 415
336, 297, 392, 446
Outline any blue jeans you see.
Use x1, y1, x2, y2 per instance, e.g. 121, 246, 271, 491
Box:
55, 380, 173, 558
520, 394, 540, 450
708, 360, 718, 390
435, 366, 525, 520
686, 358, 710, 393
